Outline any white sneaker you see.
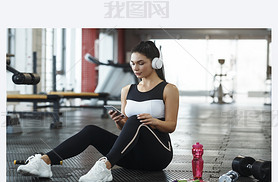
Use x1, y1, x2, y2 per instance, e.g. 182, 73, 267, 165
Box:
17, 154, 53, 178
79, 157, 113, 182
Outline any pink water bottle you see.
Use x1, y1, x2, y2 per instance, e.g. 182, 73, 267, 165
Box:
192, 142, 204, 180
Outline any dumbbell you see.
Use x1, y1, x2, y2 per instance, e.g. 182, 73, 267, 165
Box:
251, 159, 271, 182
219, 170, 239, 182
232, 155, 271, 182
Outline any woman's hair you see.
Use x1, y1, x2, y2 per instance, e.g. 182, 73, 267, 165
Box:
131, 41, 166, 81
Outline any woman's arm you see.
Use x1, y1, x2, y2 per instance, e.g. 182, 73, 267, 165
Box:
109, 85, 130, 130
137, 83, 179, 133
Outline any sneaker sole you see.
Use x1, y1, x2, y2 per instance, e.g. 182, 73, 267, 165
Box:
105, 175, 113, 181
79, 176, 112, 182
79, 180, 112, 182
18, 169, 52, 178
17, 169, 39, 177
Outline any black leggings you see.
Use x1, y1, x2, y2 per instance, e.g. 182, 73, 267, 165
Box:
46, 115, 173, 171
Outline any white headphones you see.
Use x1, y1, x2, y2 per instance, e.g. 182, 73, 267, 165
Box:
152, 57, 163, 69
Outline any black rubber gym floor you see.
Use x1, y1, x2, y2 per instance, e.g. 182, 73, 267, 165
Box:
6, 100, 271, 181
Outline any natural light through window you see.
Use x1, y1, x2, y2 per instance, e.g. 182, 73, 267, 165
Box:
153, 39, 268, 103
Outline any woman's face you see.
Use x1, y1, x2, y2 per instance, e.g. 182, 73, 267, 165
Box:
130, 52, 153, 79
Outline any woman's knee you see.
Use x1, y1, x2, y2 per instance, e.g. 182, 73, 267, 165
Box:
81, 125, 100, 134
125, 115, 140, 124
127, 115, 140, 122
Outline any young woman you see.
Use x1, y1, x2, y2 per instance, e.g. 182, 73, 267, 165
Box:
17, 41, 179, 182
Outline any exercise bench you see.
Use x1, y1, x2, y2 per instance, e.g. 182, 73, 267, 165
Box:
48, 92, 109, 118
7, 94, 62, 129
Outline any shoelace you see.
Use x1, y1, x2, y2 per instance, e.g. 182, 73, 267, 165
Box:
88, 157, 107, 175
25, 154, 40, 164
25, 155, 35, 164
98, 157, 107, 163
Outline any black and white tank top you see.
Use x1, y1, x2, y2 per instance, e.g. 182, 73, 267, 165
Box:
125, 81, 168, 119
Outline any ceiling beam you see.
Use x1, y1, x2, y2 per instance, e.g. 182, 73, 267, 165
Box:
129, 28, 271, 40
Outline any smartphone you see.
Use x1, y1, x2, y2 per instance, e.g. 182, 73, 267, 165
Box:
104, 105, 124, 117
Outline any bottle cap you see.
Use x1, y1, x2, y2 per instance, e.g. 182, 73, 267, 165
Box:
192, 142, 203, 149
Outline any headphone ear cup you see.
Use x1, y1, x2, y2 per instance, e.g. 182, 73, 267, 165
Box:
152, 57, 163, 69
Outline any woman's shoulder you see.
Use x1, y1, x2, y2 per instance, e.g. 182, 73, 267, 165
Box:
122, 84, 132, 91
121, 84, 133, 101
121, 84, 133, 95
165, 83, 178, 90
164, 83, 179, 95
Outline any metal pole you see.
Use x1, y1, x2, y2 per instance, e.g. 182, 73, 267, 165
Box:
53, 55, 57, 91
61, 29, 66, 75
266, 36, 270, 80
8, 28, 12, 54
33, 52, 38, 111
33, 52, 37, 94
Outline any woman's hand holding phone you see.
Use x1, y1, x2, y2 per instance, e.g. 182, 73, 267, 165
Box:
108, 110, 124, 124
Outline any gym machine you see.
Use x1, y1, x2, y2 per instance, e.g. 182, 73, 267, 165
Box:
6, 53, 41, 132
85, 53, 136, 81
210, 59, 234, 104
6, 53, 63, 130
6, 53, 40, 85
85, 53, 138, 100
